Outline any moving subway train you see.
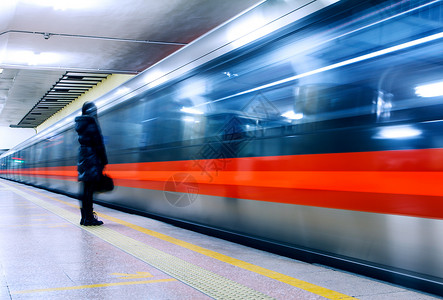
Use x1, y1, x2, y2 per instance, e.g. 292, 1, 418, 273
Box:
1, 0, 443, 295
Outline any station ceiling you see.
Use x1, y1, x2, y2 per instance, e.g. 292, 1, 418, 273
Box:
0, 0, 261, 128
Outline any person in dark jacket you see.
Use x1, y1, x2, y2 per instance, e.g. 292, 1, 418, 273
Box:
74, 102, 107, 226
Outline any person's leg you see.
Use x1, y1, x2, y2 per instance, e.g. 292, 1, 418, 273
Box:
80, 182, 91, 225
81, 182, 103, 226
82, 181, 94, 209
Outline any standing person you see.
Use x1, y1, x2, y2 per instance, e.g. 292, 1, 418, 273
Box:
74, 102, 107, 226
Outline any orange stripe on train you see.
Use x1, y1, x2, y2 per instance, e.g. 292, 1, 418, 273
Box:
3, 149, 443, 219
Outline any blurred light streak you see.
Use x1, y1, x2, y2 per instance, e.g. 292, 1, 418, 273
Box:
227, 13, 269, 48
415, 81, 443, 97
281, 110, 303, 120
374, 125, 422, 139
197, 31, 443, 107
183, 116, 198, 123
143, 70, 167, 88
180, 107, 204, 115
180, 79, 206, 99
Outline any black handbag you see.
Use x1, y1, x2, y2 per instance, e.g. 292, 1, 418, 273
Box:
96, 173, 114, 193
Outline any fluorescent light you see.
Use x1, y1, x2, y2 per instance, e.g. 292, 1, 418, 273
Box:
181, 107, 204, 115
415, 81, 443, 97
374, 125, 422, 139
281, 110, 303, 120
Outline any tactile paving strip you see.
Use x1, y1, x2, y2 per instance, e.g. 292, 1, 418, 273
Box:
2, 182, 274, 300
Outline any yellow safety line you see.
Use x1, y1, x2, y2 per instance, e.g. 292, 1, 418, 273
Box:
98, 214, 357, 300
0, 181, 274, 300
12, 279, 177, 294
4, 181, 357, 300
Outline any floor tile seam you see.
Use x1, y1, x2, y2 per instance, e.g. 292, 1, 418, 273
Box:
1, 181, 276, 300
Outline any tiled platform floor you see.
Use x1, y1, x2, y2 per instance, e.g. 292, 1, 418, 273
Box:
0, 179, 440, 299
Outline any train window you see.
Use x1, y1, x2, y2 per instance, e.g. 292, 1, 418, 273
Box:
140, 93, 191, 147
64, 129, 78, 163
34, 141, 47, 164
44, 134, 65, 162
100, 100, 145, 152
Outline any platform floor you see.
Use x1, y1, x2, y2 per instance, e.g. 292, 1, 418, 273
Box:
0, 178, 439, 300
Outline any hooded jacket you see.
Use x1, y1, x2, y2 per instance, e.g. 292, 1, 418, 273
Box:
75, 115, 108, 182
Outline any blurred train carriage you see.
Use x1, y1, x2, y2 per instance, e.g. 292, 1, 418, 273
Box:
1, 0, 443, 295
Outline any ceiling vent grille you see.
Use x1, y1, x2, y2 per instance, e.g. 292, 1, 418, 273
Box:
13, 72, 110, 128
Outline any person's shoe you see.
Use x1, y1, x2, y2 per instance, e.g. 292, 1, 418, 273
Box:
83, 212, 104, 226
